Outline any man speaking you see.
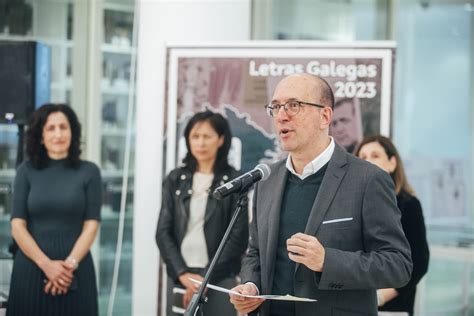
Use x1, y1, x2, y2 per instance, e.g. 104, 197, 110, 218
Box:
229, 74, 412, 316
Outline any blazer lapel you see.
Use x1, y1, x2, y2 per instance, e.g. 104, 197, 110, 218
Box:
295, 145, 348, 273
263, 160, 288, 293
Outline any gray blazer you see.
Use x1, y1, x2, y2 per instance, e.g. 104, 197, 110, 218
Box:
241, 144, 413, 316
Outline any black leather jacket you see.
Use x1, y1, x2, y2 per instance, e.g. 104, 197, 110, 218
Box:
156, 166, 249, 283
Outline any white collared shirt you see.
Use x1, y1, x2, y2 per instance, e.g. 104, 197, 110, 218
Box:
286, 137, 335, 180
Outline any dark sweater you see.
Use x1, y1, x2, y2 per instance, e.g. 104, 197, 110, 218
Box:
269, 164, 328, 316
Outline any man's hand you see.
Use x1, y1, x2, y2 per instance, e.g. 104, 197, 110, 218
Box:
287, 233, 325, 272
229, 283, 265, 314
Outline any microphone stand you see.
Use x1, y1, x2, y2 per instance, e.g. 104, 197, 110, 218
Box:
184, 188, 249, 316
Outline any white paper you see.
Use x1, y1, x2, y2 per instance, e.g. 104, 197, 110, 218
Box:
189, 278, 317, 302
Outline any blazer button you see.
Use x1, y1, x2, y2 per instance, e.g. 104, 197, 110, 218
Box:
187, 189, 193, 195
180, 174, 186, 180
223, 175, 229, 181
175, 190, 181, 196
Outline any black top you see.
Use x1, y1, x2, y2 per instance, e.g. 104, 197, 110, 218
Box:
7, 158, 102, 316
12, 159, 101, 225
380, 190, 429, 315
270, 165, 328, 316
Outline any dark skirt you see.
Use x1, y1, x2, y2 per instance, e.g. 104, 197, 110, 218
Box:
7, 243, 98, 316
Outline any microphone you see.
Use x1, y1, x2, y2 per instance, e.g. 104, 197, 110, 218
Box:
213, 164, 271, 200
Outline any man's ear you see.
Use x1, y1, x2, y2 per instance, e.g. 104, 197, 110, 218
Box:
320, 107, 333, 129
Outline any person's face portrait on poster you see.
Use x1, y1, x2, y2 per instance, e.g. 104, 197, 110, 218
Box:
330, 98, 363, 153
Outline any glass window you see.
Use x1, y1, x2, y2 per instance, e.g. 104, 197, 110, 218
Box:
270, 0, 386, 40
394, 1, 472, 228
99, 2, 135, 316
393, 2, 473, 314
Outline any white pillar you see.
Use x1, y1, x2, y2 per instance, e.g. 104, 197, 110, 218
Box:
133, 1, 250, 315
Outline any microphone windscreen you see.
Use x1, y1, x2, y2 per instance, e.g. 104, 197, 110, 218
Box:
255, 163, 271, 181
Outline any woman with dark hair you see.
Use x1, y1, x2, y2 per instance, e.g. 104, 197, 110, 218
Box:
7, 104, 102, 316
156, 111, 248, 316
355, 135, 429, 316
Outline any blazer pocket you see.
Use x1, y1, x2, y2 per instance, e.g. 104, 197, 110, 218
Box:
322, 217, 353, 225
318, 218, 358, 250
322, 217, 353, 230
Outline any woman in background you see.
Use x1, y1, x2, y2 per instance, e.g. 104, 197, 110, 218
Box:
8, 104, 102, 316
156, 110, 248, 316
356, 135, 429, 316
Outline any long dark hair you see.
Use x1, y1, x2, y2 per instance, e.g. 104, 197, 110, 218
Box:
355, 135, 414, 195
26, 103, 82, 169
182, 111, 232, 173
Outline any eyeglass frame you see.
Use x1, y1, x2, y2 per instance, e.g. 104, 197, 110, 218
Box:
264, 100, 327, 117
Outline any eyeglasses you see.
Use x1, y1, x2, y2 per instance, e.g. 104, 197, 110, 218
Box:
264, 100, 326, 117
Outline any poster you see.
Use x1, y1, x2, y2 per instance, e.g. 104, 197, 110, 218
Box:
165, 43, 395, 173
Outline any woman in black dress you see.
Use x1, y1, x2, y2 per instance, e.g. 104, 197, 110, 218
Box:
7, 104, 102, 316
156, 111, 248, 316
356, 135, 429, 316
